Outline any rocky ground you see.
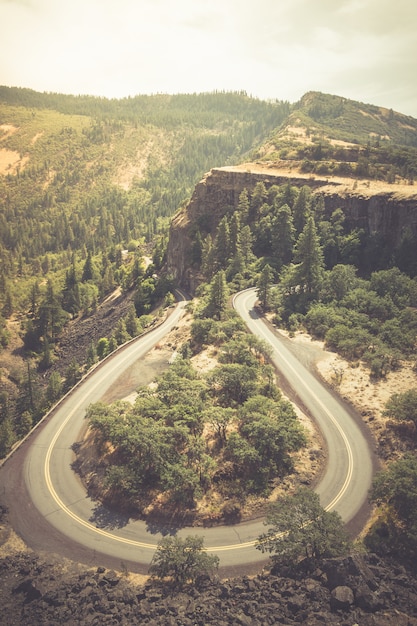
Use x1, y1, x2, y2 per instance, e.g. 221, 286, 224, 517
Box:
1, 541, 417, 625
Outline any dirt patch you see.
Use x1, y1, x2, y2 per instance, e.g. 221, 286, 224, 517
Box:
229, 161, 417, 199
0, 148, 29, 175
114, 132, 169, 190
101, 346, 175, 405
288, 330, 417, 463
0, 123, 18, 139
31, 132, 43, 144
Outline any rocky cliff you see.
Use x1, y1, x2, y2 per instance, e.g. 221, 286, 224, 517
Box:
167, 162, 417, 291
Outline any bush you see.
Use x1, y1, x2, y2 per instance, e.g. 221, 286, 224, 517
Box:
149, 536, 219, 587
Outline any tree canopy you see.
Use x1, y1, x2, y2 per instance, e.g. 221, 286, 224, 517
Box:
149, 535, 219, 586
256, 487, 351, 568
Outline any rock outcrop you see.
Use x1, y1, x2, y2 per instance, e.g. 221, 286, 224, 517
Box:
167, 163, 417, 292
2, 551, 417, 625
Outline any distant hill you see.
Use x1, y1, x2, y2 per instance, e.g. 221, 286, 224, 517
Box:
255, 91, 417, 182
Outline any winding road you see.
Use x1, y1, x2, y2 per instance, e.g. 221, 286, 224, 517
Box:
0, 289, 376, 574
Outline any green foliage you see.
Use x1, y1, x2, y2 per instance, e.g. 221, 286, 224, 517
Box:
149, 535, 219, 586
292, 215, 325, 300
383, 389, 417, 443
384, 388, 417, 425
45, 371, 63, 406
207, 363, 259, 406
0, 417, 16, 458
0, 90, 286, 301
271, 91, 417, 181
256, 487, 351, 567
203, 271, 229, 320
85, 320, 307, 509
257, 263, 274, 311
299, 265, 417, 376
367, 454, 417, 564
190, 318, 217, 347
226, 395, 307, 491
0, 316, 9, 349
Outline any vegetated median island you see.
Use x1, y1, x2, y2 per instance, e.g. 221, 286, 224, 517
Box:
74, 308, 316, 527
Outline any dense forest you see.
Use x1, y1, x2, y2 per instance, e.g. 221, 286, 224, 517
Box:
0, 88, 289, 454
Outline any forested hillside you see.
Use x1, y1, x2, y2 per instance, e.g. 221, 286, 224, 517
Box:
0, 87, 289, 455
257, 91, 417, 182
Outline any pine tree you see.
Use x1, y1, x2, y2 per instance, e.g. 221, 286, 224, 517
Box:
293, 215, 324, 300
250, 182, 267, 221
62, 261, 80, 316
271, 203, 295, 268
293, 185, 311, 234
205, 270, 229, 320
201, 234, 215, 280
82, 250, 94, 282
2, 289, 13, 318
238, 188, 250, 223
257, 264, 274, 311
240, 225, 255, 266
229, 211, 241, 257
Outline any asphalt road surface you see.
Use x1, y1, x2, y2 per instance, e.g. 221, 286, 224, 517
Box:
0, 290, 376, 574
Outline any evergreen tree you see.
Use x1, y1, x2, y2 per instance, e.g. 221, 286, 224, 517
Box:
201, 234, 215, 280
293, 185, 311, 234
271, 203, 295, 268
239, 225, 255, 267
62, 261, 80, 316
257, 264, 274, 311
2, 289, 13, 319
38, 280, 68, 341
125, 305, 140, 337
293, 215, 324, 301
30, 281, 40, 316
229, 211, 241, 257
46, 371, 63, 405
82, 250, 94, 282
213, 216, 230, 271
205, 270, 229, 320
238, 188, 250, 223
250, 181, 267, 221
280, 182, 297, 208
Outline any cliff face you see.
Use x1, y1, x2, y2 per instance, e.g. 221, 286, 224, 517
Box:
167, 163, 417, 291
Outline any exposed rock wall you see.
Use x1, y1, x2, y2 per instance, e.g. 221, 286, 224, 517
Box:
167, 164, 417, 292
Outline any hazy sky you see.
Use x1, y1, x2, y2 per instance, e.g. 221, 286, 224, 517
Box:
1, 0, 416, 116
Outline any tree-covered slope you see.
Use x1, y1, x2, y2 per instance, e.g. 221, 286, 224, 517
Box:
0, 88, 288, 280
257, 91, 417, 182
0, 88, 289, 455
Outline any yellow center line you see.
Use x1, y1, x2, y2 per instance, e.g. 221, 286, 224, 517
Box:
44, 292, 353, 557
236, 290, 354, 512
44, 302, 251, 553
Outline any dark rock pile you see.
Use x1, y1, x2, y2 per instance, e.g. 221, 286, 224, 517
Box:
1, 552, 417, 625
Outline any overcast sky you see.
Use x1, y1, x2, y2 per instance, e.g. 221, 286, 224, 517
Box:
1, 0, 416, 116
